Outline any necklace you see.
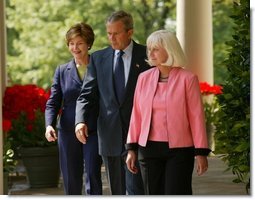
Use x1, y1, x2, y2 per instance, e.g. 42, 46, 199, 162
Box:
76, 64, 87, 68
160, 76, 168, 79
159, 76, 168, 82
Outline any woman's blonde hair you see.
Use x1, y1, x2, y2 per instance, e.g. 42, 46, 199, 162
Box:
146, 30, 187, 67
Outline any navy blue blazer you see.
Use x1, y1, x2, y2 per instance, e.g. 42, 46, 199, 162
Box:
75, 41, 150, 156
45, 59, 98, 133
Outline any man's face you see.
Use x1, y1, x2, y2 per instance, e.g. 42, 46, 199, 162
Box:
106, 20, 133, 50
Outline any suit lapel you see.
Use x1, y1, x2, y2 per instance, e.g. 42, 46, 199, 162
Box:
124, 42, 143, 103
68, 60, 82, 85
100, 48, 120, 104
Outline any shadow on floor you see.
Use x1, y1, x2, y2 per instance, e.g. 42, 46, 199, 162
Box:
7, 155, 248, 195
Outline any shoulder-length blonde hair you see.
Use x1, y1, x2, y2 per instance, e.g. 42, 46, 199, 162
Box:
146, 30, 187, 67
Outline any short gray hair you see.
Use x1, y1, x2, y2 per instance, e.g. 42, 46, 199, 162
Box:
146, 30, 187, 67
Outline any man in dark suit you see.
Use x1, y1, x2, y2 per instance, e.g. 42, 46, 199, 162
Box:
75, 10, 150, 195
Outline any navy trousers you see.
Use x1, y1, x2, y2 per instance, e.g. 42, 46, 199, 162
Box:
58, 131, 102, 195
102, 155, 144, 195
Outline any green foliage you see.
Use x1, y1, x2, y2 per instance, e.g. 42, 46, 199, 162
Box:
6, 0, 232, 89
7, 111, 57, 149
3, 138, 17, 173
6, 0, 176, 88
214, 0, 250, 192
203, 96, 221, 126
6, 0, 82, 88
212, 0, 235, 84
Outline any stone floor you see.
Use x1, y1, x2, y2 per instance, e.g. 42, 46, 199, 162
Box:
6, 154, 250, 196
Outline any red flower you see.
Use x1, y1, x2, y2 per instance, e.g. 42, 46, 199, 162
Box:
2, 84, 49, 121
2, 84, 52, 148
200, 82, 223, 95
2, 119, 12, 132
26, 124, 33, 132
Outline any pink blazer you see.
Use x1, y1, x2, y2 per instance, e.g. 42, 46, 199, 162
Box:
127, 67, 209, 149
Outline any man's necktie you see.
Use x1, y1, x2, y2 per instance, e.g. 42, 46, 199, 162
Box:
114, 50, 125, 103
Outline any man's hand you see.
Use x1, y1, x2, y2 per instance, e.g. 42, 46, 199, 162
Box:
75, 123, 88, 144
45, 126, 58, 142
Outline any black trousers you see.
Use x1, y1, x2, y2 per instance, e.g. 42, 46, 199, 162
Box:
138, 141, 194, 195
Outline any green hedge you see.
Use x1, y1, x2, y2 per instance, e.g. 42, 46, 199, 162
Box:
215, 0, 250, 193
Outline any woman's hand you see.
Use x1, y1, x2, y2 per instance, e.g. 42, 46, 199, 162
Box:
196, 155, 208, 176
45, 125, 57, 142
126, 150, 138, 174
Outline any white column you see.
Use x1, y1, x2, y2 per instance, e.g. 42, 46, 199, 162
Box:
0, 0, 6, 195
177, 0, 213, 84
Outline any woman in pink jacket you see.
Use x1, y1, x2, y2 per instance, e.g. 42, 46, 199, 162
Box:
125, 30, 211, 195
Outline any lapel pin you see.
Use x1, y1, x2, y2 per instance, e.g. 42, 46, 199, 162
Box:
136, 64, 140, 68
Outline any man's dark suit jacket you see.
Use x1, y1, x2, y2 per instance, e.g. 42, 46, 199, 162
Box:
75, 41, 150, 156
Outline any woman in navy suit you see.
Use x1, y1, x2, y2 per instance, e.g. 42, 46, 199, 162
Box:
45, 22, 102, 195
